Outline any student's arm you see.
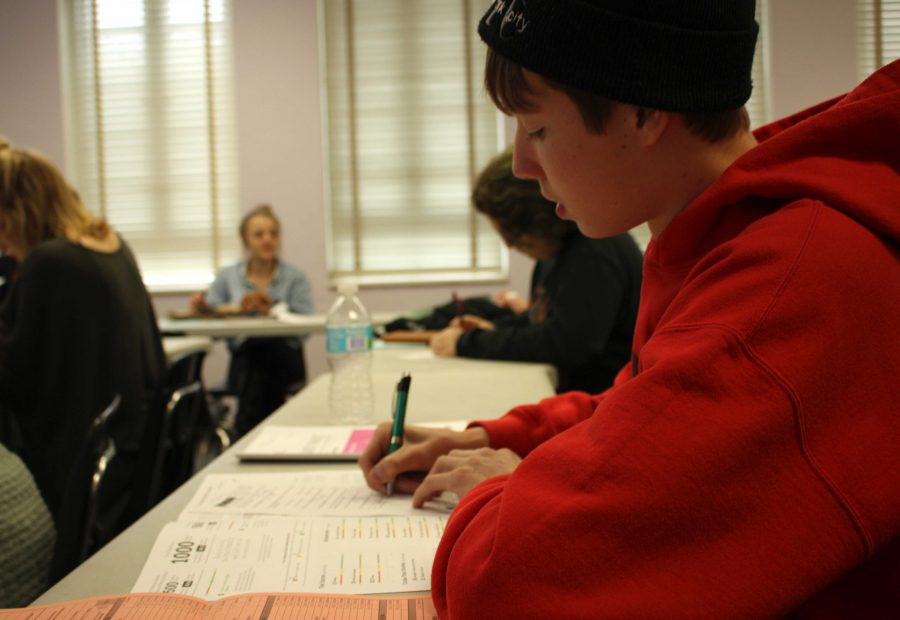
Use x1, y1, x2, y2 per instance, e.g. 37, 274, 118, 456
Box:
455, 243, 629, 366
472, 389, 607, 456
431, 327, 886, 619
360, 387, 610, 496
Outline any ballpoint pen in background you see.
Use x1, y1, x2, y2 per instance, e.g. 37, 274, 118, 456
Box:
385, 372, 412, 496
452, 290, 465, 318
451, 290, 475, 330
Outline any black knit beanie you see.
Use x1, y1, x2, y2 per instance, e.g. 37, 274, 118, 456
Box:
478, 0, 759, 112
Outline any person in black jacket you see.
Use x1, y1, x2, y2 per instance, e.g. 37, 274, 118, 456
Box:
430, 148, 643, 393
0, 137, 166, 581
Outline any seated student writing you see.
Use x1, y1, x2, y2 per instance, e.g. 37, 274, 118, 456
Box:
361, 1, 900, 617
0, 137, 166, 581
191, 204, 313, 437
429, 148, 642, 393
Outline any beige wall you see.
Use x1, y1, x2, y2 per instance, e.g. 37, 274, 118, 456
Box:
0, 0, 864, 384
0, 0, 66, 164
767, 0, 859, 118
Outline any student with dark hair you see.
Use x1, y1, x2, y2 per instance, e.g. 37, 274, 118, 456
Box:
430, 148, 642, 393
191, 204, 313, 436
361, 2, 900, 617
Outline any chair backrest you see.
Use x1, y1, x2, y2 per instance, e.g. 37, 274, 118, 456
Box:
145, 350, 208, 506
165, 349, 206, 388
80, 394, 120, 560
50, 393, 121, 583
160, 381, 205, 496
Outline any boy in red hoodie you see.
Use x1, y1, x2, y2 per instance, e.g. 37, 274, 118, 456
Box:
360, 1, 900, 617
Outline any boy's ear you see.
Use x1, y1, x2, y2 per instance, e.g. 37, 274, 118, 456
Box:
632, 107, 670, 147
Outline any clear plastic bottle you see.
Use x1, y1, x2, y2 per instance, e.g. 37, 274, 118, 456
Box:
325, 281, 374, 424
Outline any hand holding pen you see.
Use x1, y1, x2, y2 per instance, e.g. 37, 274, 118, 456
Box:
358, 387, 497, 502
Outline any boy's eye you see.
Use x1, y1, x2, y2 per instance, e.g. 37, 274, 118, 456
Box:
526, 128, 545, 141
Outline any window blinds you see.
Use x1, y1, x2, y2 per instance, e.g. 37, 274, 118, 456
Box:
858, 0, 900, 80
60, 0, 240, 289
321, 0, 506, 284
323, 1, 773, 265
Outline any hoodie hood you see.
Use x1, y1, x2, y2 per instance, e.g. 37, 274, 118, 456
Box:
653, 59, 900, 266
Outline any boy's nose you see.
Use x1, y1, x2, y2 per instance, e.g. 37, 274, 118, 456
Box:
512, 123, 543, 180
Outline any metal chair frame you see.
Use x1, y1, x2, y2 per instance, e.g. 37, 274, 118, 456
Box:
78, 393, 121, 563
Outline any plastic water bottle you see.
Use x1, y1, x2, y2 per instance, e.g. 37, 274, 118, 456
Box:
325, 281, 374, 424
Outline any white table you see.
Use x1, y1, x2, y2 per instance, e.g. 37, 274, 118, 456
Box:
34, 347, 557, 605
158, 311, 400, 338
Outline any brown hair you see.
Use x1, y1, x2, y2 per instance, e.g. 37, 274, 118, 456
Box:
239, 203, 280, 244
484, 49, 749, 142
472, 147, 577, 248
0, 136, 109, 259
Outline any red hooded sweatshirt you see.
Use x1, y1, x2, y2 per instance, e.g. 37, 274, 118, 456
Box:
432, 60, 900, 619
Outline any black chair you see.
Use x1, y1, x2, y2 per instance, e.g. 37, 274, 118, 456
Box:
161, 381, 205, 493
147, 350, 230, 506
50, 393, 122, 583
194, 391, 233, 471
79, 394, 120, 559
146, 351, 203, 505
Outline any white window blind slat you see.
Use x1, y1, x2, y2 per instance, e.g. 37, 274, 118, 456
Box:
61, 0, 240, 290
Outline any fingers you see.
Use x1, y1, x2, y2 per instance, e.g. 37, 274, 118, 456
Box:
239, 291, 272, 313
463, 315, 494, 331
359, 426, 494, 499
411, 447, 521, 507
492, 289, 515, 308
365, 441, 441, 492
429, 327, 462, 357
360, 425, 447, 494
411, 451, 479, 507
389, 471, 426, 495
190, 292, 209, 312
358, 422, 395, 484
411, 451, 471, 507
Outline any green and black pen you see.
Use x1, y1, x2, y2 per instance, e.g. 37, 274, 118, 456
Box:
385, 372, 412, 496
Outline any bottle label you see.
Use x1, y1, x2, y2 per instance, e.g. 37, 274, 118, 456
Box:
326, 325, 373, 353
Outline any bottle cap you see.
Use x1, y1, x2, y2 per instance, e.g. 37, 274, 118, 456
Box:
336, 280, 359, 295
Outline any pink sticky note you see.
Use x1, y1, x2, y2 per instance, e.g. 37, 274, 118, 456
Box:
343, 429, 375, 455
